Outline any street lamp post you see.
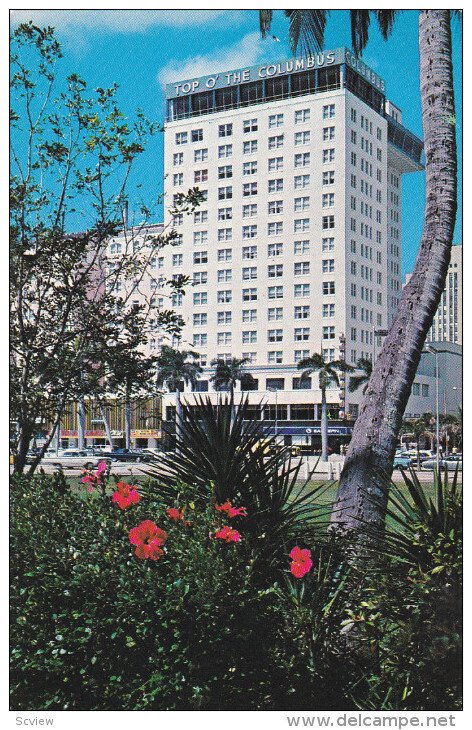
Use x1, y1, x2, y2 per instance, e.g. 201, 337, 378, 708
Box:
427, 345, 441, 473
267, 387, 278, 443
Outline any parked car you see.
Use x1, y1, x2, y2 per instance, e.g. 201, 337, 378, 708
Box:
99, 448, 153, 464
421, 457, 462, 471
393, 454, 412, 469
37, 450, 100, 469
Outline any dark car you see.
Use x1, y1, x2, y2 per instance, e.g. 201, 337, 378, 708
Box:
99, 448, 153, 464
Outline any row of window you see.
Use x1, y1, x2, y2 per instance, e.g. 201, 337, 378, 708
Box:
190, 304, 333, 321
190, 325, 335, 342
173, 152, 337, 186
188, 216, 336, 240
161, 239, 336, 266
173, 106, 336, 147
187, 282, 336, 298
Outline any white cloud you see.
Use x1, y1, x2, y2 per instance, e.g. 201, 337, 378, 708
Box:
157, 31, 280, 87
10, 9, 244, 34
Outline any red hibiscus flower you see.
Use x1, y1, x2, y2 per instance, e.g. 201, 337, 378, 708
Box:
166, 506, 186, 522
129, 520, 168, 560
215, 525, 241, 543
289, 546, 313, 579
215, 500, 247, 518
112, 481, 140, 510
81, 460, 108, 492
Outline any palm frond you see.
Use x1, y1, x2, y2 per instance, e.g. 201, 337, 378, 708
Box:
374, 10, 399, 41
259, 9, 273, 38
284, 10, 329, 56
143, 396, 333, 550
350, 9, 371, 56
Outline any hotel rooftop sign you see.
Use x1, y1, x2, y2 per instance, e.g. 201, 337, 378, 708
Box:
166, 47, 385, 98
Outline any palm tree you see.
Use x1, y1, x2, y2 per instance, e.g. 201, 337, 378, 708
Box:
211, 357, 254, 399
298, 353, 352, 462
348, 358, 373, 396
211, 357, 255, 422
261, 10, 458, 532
406, 413, 435, 469
156, 345, 202, 449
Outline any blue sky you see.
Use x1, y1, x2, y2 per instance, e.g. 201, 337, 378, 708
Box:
10, 8, 462, 278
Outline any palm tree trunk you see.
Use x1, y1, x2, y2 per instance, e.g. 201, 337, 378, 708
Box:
332, 10, 457, 532
77, 399, 86, 450
98, 401, 115, 451
125, 392, 131, 450
321, 387, 328, 462
175, 390, 183, 453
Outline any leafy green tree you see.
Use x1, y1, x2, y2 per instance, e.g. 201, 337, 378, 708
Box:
260, 10, 459, 532
104, 306, 158, 450
298, 354, 352, 462
10, 23, 197, 473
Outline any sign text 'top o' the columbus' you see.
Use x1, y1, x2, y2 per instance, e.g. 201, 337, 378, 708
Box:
166, 48, 385, 98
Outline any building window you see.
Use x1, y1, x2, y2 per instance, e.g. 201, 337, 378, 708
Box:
268, 200, 284, 215
294, 174, 310, 190
268, 351, 283, 364
243, 203, 257, 217
242, 288, 257, 301
268, 156, 283, 171
294, 196, 310, 212
243, 182, 258, 197
175, 132, 188, 145
294, 305, 310, 319
322, 326, 335, 340
322, 148, 335, 163
268, 134, 284, 149
218, 144, 232, 159
268, 264, 283, 278
242, 309, 257, 322
243, 118, 258, 133
268, 329, 283, 343
294, 283, 310, 297
294, 327, 310, 341
323, 104, 335, 119
242, 266, 257, 280
269, 113, 284, 128
268, 285, 283, 299
267, 222, 283, 237
218, 165, 232, 179
323, 281, 335, 295
218, 123, 233, 137
193, 292, 208, 305
294, 130, 310, 146
268, 242, 283, 257
243, 161, 257, 175
268, 178, 283, 193
322, 303, 335, 317
243, 140, 258, 155
322, 170, 335, 185
294, 217, 310, 231
242, 245, 257, 259
294, 109, 310, 124
217, 228, 232, 242
294, 152, 310, 168
217, 248, 232, 262
242, 330, 257, 343
294, 261, 310, 276
191, 128, 203, 142
268, 307, 283, 321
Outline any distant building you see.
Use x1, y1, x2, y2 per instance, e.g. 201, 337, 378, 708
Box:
405, 341, 462, 419
427, 243, 462, 345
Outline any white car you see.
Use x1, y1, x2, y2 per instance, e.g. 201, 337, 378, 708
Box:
39, 450, 98, 469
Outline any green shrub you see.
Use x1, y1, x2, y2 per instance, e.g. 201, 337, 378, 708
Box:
10, 466, 462, 711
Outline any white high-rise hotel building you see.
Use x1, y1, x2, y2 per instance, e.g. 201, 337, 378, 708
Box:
159, 48, 423, 446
